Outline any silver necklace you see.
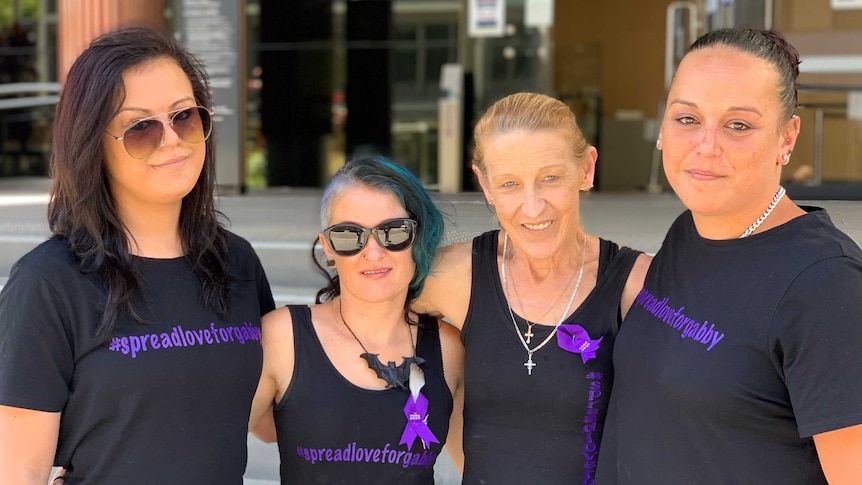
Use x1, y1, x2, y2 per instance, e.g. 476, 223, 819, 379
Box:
509, 261, 577, 344
739, 186, 785, 238
500, 231, 587, 376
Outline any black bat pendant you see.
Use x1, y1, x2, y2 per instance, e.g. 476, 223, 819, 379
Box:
360, 353, 426, 391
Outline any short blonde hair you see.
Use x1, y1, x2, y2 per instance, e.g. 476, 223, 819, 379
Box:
472, 92, 589, 175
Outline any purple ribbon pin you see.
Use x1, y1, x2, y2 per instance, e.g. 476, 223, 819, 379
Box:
557, 324, 602, 363
399, 392, 439, 450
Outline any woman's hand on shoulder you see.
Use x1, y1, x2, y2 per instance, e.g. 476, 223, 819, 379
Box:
249, 306, 296, 442
0, 405, 60, 485
412, 242, 473, 328
621, 253, 652, 319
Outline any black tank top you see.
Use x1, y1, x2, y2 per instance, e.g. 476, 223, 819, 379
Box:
461, 231, 640, 485
274, 305, 452, 484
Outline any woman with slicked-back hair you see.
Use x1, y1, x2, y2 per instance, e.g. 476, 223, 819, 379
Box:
597, 28, 862, 484
413, 92, 651, 483
0, 27, 274, 484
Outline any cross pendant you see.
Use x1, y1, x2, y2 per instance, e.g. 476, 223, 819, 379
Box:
524, 327, 534, 344
524, 353, 536, 375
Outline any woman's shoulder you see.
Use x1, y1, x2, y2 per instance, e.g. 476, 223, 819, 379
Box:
12, 237, 79, 279
222, 229, 256, 255
261, 305, 304, 355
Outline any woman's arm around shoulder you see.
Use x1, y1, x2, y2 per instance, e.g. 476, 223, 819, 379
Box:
620, 253, 652, 320
249, 305, 297, 443
0, 405, 60, 484
412, 241, 474, 329
437, 318, 465, 474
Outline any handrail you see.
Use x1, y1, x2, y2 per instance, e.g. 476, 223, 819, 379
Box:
0, 95, 59, 111
0, 82, 61, 96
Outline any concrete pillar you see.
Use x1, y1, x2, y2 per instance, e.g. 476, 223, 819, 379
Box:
57, 0, 166, 83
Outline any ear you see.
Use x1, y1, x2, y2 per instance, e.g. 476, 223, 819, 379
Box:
472, 164, 493, 204
781, 114, 801, 153
580, 146, 598, 189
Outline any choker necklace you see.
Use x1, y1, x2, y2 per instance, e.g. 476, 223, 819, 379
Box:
338, 301, 424, 391
739, 186, 785, 238
501, 231, 587, 376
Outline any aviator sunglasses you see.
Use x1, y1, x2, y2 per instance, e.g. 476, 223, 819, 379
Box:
323, 218, 418, 257
106, 106, 214, 160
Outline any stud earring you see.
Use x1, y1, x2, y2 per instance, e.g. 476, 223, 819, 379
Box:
656, 138, 663, 150
326, 259, 335, 267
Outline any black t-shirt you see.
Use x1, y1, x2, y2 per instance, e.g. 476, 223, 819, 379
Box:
0, 233, 275, 485
596, 208, 862, 484
274, 305, 452, 484
461, 230, 641, 485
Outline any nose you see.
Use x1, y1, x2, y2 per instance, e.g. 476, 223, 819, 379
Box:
695, 125, 721, 158
521, 184, 545, 218
360, 232, 386, 260
160, 119, 182, 148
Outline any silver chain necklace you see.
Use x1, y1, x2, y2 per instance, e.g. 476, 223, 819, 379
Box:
500, 231, 587, 376
739, 186, 785, 238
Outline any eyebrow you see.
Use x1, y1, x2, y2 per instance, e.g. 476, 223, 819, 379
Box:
669, 99, 763, 116
117, 97, 197, 116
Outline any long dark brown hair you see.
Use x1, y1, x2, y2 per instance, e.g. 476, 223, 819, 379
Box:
49, 27, 231, 340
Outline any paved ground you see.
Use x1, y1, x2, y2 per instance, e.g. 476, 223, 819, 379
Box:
2, 176, 861, 484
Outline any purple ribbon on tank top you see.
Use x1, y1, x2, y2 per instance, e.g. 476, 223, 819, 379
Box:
557, 324, 603, 363
399, 392, 439, 450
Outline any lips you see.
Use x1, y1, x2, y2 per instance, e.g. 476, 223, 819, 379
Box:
361, 268, 391, 276
152, 154, 189, 168
523, 221, 552, 231
686, 169, 722, 181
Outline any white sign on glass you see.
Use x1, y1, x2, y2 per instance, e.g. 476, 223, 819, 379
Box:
469, 0, 506, 38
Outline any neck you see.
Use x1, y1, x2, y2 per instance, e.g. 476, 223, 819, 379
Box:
337, 295, 409, 344
117, 199, 183, 258
503, 230, 588, 285
692, 186, 797, 240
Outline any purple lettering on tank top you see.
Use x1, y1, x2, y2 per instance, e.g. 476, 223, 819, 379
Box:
295, 441, 438, 469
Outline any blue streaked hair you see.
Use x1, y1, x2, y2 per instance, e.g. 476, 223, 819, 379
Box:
314, 156, 444, 309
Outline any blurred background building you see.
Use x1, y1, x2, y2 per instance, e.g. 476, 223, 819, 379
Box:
1, 0, 861, 198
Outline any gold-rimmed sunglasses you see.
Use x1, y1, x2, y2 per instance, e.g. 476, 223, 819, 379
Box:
106, 106, 214, 160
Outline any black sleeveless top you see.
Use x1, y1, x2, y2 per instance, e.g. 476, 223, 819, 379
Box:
274, 305, 452, 484
461, 231, 641, 484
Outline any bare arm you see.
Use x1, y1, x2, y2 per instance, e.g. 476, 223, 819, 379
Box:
0, 405, 60, 485
814, 423, 862, 484
620, 253, 651, 320
248, 306, 296, 443
412, 242, 474, 329
438, 318, 465, 474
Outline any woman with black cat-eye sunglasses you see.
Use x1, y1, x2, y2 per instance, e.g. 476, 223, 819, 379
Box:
249, 156, 465, 484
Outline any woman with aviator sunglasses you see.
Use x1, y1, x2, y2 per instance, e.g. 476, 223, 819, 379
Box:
249, 156, 465, 484
0, 27, 274, 484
